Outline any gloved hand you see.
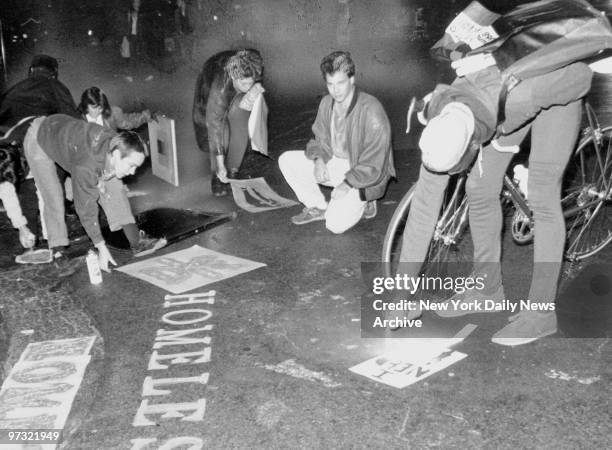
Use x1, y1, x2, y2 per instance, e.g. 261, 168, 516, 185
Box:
95, 242, 117, 272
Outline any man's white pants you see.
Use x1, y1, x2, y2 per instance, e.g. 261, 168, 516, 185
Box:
278, 151, 366, 234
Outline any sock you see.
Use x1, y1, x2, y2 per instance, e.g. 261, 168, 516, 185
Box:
50, 246, 66, 258
122, 223, 141, 247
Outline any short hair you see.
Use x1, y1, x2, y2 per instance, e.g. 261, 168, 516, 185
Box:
225, 49, 264, 82
109, 131, 148, 158
78, 87, 111, 118
29, 54, 58, 79
320, 51, 355, 79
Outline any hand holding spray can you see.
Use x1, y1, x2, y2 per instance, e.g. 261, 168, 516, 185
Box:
86, 249, 103, 284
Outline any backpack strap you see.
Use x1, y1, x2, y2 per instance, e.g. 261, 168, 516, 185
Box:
495, 73, 521, 137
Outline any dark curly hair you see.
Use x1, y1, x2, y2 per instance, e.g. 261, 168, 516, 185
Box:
320, 51, 355, 79
225, 49, 264, 82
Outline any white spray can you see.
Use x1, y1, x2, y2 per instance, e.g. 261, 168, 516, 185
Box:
86, 249, 103, 284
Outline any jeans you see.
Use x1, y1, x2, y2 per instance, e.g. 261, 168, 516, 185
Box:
24, 117, 136, 247
466, 102, 581, 303
400, 64, 591, 303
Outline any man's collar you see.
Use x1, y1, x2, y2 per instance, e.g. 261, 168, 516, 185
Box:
331, 87, 360, 117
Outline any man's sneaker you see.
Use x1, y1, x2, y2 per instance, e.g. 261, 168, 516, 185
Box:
435, 284, 505, 318
291, 207, 325, 225
363, 201, 377, 219
491, 311, 557, 346
15, 249, 53, 264
132, 230, 167, 257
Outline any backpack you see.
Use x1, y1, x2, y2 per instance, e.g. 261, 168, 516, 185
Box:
470, 0, 612, 124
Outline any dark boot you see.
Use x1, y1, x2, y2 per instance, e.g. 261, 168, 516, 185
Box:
211, 174, 229, 197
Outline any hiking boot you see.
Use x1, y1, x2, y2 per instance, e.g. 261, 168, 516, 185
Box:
291, 207, 326, 225
363, 201, 377, 219
435, 284, 505, 318
491, 311, 557, 346
211, 174, 229, 197
132, 230, 167, 257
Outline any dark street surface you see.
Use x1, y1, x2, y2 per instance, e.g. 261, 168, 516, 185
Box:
2, 129, 611, 449
0, 14, 612, 450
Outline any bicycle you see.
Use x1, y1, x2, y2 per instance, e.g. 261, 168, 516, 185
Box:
382, 101, 612, 275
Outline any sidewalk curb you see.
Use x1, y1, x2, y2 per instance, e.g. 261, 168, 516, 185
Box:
0, 260, 106, 448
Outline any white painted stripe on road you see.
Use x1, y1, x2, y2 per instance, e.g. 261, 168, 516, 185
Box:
262, 359, 342, 388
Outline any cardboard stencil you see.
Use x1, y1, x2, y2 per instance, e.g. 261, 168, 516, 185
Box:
0, 336, 96, 448
148, 116, 179, 186
117, 245, 266, 293
229, 177, 298, 213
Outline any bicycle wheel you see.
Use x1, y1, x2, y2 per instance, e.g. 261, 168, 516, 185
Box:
382, 176, 472, 278
563, 125, 612, 260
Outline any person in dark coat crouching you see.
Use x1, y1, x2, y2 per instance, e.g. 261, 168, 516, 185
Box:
193, 49, 266, 196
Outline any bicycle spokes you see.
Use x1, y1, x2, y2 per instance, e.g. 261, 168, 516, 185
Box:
563, 124, 612, 260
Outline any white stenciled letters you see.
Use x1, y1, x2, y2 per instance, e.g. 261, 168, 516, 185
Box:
148, 348, 211, 370
133, 398, 207, 427
163, 291, 216, 308
153, 326, 213, 349
142, 373, 210, 396
161, 309, 213, 326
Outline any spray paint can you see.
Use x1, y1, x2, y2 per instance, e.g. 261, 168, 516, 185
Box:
86, 249, 103, 284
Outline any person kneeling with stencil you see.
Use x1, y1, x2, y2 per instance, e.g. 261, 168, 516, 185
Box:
23, 114, 166, 270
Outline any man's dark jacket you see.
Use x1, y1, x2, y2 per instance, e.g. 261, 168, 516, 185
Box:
0, 73, 79, 128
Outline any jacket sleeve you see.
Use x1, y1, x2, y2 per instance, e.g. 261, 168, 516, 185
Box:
108, 106, 149, 130
0, 181, 27, 228
72, 165, 104, 245
192, 68, 209, 151
205, 76, 232, 156
343, 103, 392, 189
305, 99, 333, 163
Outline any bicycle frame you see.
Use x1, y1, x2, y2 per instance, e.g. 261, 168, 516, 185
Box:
383, 101, 612, 268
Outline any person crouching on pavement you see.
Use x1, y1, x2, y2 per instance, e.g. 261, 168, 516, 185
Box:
192, 49, 267, 196
73, 86, 159, 251
278, 51, 395, 234
23, 114, 164, 271
78, 86, 154, 131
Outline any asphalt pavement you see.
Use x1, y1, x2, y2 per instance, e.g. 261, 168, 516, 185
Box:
1, 141, 611, 449
0, 45, 611, 449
